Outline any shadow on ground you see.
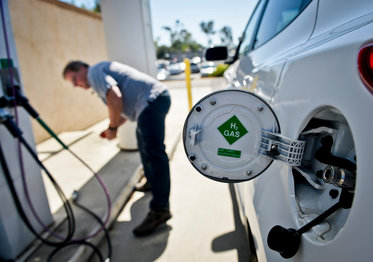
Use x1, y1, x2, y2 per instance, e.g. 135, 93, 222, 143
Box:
211, 184, 251, 262
91, 192, 171, 262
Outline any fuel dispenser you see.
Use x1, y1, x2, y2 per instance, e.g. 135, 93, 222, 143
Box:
0, 1, 53, 259
0, 12, 110, 262
183, 89, 356, 258
0, 59, 111, 262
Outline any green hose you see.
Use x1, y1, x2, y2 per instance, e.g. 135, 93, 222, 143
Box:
36, 117, 68, 150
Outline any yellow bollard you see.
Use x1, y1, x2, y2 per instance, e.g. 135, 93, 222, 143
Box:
184, 58, 193, 110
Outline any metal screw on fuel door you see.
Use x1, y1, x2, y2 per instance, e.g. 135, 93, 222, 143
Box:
246, 170, 253, 176
201, 164, 208, 170
189, 154, 196, 162
195, 105, 203, 112
210, 99, 216, 105
257, 105, 264, 112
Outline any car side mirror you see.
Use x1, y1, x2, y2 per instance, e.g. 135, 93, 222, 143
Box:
205, 46, 228, 61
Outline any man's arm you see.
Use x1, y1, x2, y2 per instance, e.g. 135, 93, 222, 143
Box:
100, 86, 127, 139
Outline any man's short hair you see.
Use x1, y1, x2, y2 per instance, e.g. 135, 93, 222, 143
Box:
62, 61, 89, 78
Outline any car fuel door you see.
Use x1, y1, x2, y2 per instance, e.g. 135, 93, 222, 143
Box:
183, 89, 305, 182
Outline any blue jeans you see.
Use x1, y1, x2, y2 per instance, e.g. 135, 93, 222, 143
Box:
136, 91, 171, 211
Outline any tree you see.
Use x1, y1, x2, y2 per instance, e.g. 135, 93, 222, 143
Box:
156, 44, 170, 59
93, 0, 101, 13
220, 26, 233, 47
157, 20, 203, 59
200, 20, 216, 46
162, 20, 188, 46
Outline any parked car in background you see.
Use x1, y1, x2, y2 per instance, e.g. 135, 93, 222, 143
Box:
200, 62, 217, 77
156, 68, 169, 81
168, 62, 185, 75
156, 61, 170, 80
185, 0, 373, 261
190, 62, 200, 73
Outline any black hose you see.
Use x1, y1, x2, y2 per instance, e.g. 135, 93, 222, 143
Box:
16, 133, 76, 243
15, 98, 112, 240
1, 115, 76, 243
0, 142, 109, 261
0, 122, 110, 260
0, 142, 73, 246
72, 191, 112, 261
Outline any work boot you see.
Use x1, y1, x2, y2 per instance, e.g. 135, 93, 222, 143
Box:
135, 180, 151, 192
133, 210, 172, 236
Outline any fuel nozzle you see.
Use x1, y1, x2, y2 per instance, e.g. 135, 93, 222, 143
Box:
2, 88, 68, 149
0, 63, 39, 118
0, 108, 22, 138
12, 89, 39, 118
0, 95, 15, 108
322, 165, 355, 190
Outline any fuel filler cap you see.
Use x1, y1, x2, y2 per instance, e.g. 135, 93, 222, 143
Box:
183, 89, 280, 182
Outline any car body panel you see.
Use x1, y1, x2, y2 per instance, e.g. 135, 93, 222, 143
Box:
262, 22, 373, 261
225, 0, 318, 103
223, 0, 373, 261
313, 0, 373, 37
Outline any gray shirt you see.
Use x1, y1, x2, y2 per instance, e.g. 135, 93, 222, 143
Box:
87, 61, 167, 121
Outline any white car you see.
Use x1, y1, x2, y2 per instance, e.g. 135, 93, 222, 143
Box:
156, 68, 169, 81
184, 0, 373, 261
200, 62, 217, 77
168, 62, 185, 75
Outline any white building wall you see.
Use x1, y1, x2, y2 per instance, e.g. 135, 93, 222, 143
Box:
101, 0, 157, 77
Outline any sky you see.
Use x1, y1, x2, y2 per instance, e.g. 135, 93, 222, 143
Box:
149, 0, 256, 47
60, 0, 256, 47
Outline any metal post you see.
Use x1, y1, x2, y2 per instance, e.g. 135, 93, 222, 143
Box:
184, 58, 192, 110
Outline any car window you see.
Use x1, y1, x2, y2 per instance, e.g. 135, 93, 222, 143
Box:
239, 0, 266, 57
254, 0, 312, 48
